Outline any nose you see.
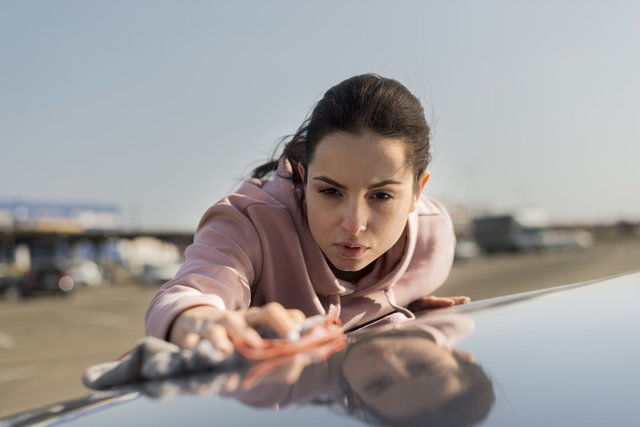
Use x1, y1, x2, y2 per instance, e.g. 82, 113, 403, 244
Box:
341, 199, 367, 235
380, 348, 411, 378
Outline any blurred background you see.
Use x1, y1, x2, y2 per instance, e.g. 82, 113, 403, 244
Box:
1, 0, 639, 418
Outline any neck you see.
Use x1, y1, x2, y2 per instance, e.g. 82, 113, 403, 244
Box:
329, 261, 374, 283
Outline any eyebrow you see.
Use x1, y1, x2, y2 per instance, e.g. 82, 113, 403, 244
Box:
312, 175, 403, 190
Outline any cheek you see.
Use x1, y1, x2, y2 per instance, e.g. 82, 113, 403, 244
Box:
373, 203, 411, 230
304, 195, 332, 234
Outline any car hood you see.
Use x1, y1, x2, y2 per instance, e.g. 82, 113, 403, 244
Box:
3, 271, 640, 426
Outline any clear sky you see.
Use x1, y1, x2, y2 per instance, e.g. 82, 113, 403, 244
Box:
2, 1, 639, 231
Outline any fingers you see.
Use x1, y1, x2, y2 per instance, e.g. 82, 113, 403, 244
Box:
424, 295, 470, 307
408, 296, 453, 311
407, 295, 471, 312
219, 311, 263, 347
281, 357, 308, 383
426, 296, 456, 307
244, 303, 305, 340
169, 303, 309, 352
199, 323, 234, 354
169, 306, 212, 348
287, 308, 306, 325
169, 305, 231, 350
450, 296, 471, 305
179, 332, 202, 350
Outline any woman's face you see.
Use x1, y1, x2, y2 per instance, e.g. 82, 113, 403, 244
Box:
302, 131, 425, 280
342, 336, 463, 418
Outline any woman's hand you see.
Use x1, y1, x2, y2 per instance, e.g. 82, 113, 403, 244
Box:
407, 295, 471, 313
168, 303, 306, 351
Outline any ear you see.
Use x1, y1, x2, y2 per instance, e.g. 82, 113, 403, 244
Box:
419, 171, 430, 191
411, 171, 430, 211
297, 163, 306, 183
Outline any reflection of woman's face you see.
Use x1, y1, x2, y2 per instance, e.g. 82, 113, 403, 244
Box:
342, 336, 463, 419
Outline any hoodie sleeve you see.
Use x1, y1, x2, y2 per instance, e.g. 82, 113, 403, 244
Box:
145, 195, 263, 339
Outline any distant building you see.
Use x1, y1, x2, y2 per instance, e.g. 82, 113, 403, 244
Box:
0, 200, 121, 233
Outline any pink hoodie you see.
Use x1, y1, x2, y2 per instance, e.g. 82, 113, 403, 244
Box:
145, 161, 456, 339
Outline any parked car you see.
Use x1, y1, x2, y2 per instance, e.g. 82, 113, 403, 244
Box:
17, 258, 103, 297
2, 271, 640, 425
56, 258, 104, 287
0, 263, 23, 300
137, 261, 182, 285
19, 259, 77, 297
472, 213, 543, 252
0, 276, 24, 300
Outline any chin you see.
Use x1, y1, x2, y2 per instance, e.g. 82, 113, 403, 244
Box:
330, 258, 371, 273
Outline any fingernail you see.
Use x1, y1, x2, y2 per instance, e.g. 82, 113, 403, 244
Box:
244, 329, 263, 347
286, 330, 300, 341
218, 340, 234, 355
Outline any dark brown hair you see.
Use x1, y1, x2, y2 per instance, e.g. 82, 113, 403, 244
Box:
252, 74, 431, 185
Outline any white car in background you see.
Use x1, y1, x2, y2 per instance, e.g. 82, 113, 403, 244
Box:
138, 261, 182, 285
57, 258, 104, 287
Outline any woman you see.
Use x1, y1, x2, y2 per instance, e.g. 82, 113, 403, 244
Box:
145, 74, 469, 351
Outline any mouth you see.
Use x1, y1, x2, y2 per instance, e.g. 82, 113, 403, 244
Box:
335, 242, 369, 258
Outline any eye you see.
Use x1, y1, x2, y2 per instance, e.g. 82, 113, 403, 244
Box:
371, 191, 393, 201
319, 188, 341, 198
365, 376, 393, 396
406, 360, 431, 375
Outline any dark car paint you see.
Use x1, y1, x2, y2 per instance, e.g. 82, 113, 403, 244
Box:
2, 271, 640, 426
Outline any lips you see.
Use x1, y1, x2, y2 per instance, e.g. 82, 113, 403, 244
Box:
335, 242, 368, 258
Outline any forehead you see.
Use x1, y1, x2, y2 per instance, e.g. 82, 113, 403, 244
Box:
308, 132, 412, 181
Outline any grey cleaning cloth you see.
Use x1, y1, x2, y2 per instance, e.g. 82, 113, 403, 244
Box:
83, 336, 237, 390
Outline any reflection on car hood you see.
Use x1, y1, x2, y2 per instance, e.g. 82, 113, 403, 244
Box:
2, 271, 640, 426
